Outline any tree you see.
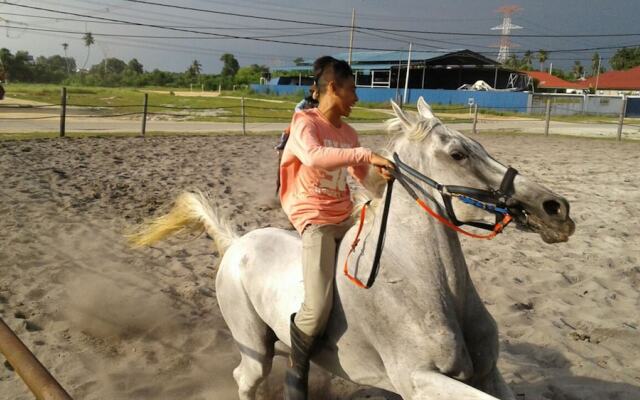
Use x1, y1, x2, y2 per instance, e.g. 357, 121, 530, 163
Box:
521, 50, 533, 70
82, 32, 95, 69
186, 59, 202, 80
2, 50, 35, 82
0, 48, 11, 81
538, 49, 548, 71
572, 60, 584, 79
293, 57, 305, 66
235, 64, 270, 85
220, 53, 239, 77
91, 58, 127, 75
127, 58, 144, 74
504, 54, 520, 69
609, 47, 640, 70
62, 43, 70, 73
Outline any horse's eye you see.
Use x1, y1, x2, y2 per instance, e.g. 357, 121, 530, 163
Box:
451, 151, 467, 161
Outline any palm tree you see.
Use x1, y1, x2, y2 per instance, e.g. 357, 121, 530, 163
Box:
187, 60, 202, 82
82, 32, 94, 70
61, 43, 69, 73
591, 52, 601, 77
191, 59, 202, 76
522, 50, 533, 70
572, 60, 584, 80
538, 49, 548, 71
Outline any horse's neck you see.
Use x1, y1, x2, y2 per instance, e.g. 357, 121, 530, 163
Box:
368, 165, 466, 282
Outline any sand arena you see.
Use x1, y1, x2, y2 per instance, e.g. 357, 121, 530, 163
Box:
0, 133, 638, 399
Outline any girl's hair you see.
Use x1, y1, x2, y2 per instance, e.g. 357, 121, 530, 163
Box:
304, 91, 319, 106
312, 56, 353, 94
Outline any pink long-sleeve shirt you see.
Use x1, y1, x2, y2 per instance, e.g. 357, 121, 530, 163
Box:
279, 108, 372, 233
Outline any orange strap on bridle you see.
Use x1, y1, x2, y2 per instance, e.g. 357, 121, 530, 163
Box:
415, 199, 512, 240
343, 196, 513, 289
343, 202, 370, 289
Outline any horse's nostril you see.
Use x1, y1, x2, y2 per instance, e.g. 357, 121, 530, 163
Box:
543, 200, 561, 216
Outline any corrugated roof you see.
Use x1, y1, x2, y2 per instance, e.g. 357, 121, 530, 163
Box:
352, 63, 396, 72
331, 50, 466, 63
524, 71, 584, 89
527, 68, 640, 90
274, 65, 313, 72
275, 49, 499, 72
582, 66, 640, 90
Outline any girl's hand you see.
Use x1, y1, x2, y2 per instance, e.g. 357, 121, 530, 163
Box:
370, 153, 395, 181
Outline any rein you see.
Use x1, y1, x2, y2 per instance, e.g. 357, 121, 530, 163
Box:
343, 152, 518, 289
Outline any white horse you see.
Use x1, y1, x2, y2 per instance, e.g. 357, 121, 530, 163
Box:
131, 98, 575, 400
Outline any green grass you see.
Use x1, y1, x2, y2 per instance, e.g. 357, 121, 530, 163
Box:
3, 83, 392, 123
5, 83, 634, 125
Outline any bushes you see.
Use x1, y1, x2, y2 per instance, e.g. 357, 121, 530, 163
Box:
1, 48, 269, 90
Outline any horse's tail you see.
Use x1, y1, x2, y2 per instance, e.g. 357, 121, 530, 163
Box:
128, 191, 238, 256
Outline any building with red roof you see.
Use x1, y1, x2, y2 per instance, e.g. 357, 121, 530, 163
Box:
524, 71, 585, 92
582, 66, 640, 95
525, 68, 640, 95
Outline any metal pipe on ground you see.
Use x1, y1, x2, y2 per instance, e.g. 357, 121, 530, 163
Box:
0, 317, 73, 400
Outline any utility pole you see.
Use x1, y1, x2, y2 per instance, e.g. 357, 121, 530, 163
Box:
594, 56, 601, 93
348, 8, 355, 65
403, 42, 412, 105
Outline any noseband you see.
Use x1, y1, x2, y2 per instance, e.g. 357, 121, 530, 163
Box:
344, 152, 519, 289
391, 153, 518, 232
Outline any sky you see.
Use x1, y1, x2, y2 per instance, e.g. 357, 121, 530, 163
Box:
1, 0, 640, 74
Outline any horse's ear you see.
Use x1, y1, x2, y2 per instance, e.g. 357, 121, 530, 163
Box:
417, 97, 435, 120
390, 99, 412, 129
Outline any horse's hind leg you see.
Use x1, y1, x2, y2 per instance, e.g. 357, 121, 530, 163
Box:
232, 327, 276, 400
218, 270, 276, 399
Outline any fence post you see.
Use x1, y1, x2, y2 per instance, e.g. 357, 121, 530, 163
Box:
472, 104, 479, 134
544, 98, 551, 137
141, 93, 148, 137
617, 95, 627, 141
0, 317, 73, 400
59, 87, 67, 138
241, 96, 246, 135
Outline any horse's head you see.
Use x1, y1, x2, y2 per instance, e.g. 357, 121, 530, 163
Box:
388, 97, 575, 243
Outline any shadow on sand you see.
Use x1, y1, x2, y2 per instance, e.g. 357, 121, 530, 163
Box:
504, 342, 640, 400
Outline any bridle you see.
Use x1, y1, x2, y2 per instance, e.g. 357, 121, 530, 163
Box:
344, 152, 521, 289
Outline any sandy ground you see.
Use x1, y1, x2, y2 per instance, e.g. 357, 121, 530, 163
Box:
0, 133, 639, 400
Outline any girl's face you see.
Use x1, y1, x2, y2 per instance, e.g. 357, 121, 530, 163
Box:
331, 76, 358, 117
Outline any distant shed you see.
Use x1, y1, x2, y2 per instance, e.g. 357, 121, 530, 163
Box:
274, 49, 528, 90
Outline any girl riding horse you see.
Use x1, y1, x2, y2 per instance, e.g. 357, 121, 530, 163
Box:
278, 56, 394, 400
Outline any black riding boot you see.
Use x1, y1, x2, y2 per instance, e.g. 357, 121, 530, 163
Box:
284, 314, 316, 400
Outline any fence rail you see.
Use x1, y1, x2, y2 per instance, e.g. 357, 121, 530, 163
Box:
1, 88, 638, 141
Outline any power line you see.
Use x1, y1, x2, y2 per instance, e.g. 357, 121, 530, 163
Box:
2, 2, 400, 51
6, 25, 300, 64
125, 0, 640, 38
5, 2, 640, 57
3, 25, 349, 40
355, 28, 497, 51
0, 11, 351, 31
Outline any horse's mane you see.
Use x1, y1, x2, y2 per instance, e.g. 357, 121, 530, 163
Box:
350, 113, 441, 220
387, 115, 441, 142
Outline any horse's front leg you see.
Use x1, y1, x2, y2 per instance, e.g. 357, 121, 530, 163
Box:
409, 368, 502, 400
472, 366, 516, 400
463, 282, 516, 400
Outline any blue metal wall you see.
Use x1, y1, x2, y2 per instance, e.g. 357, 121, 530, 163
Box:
250, 84, 531, 112
626, 97, 640, 117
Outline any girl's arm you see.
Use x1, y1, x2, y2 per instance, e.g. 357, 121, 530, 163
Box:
288, 116, 372, 169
